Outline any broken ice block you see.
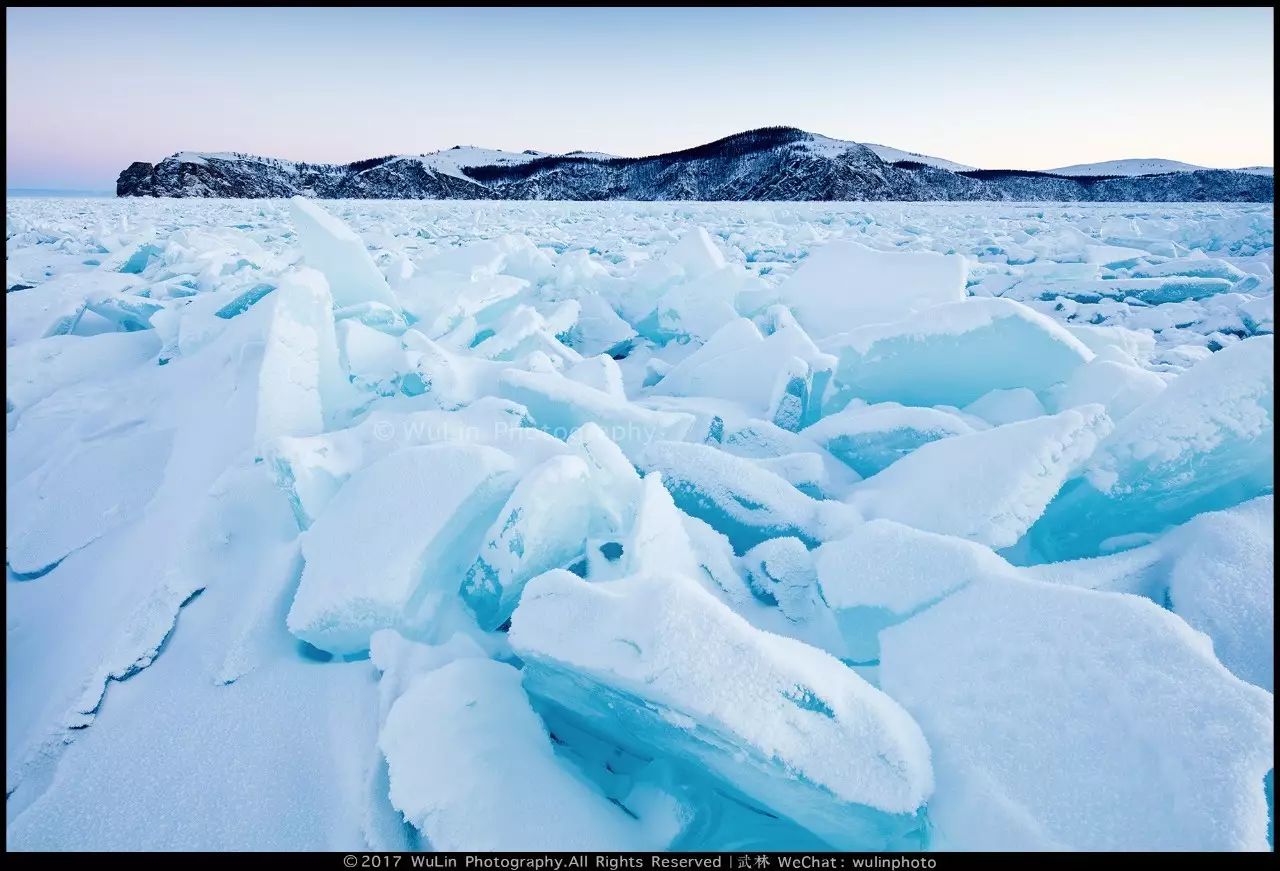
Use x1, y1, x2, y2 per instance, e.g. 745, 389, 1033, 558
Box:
380, 658, 655, 851
509, 569, 934, 850
814, 520, 1015, 662
499, 368, 694, 462
642, 440, 856, 552
781, 240, 967, 337
802, 402, 975, 477
1031, 335, 1273, 559
461, 455, 596, 630
849, 406, 1112, 549
288, 197, 398, 309
880, 575, 1274, 850
286, 444, 517, 655
825, 297, 1093, 408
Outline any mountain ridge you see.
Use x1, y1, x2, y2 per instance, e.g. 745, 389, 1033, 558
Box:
117, 127, 1274, 202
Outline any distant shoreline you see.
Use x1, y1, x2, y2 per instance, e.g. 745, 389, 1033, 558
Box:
7, 189, 113, 198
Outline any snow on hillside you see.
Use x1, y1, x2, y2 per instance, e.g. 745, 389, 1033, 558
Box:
411, 146, 548, 180
1046, 157, 1274, 177
5, 197, 1275, 852
862, 142, 976, 172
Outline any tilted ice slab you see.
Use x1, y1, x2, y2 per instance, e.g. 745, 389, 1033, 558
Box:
650, 308, 835, 422
264, 398, 544, 529
802, 402, 976, 478
460, 454, 595, 630
397, 271, 529, 340
287, 444, 516, 655
1031, 335, 1273, 560
499, 368, 695, 462
824, 297, 1093, 408
1028, 496, 1275, 692
380, 658, 655, 851
254, 268, 356, 447
509, 569, 934, 850
879, 575, 1275, 851
849, 406, 1112, 549
641, 440, 857, 553
288, 197, 398, 309
780, 240, 967, 337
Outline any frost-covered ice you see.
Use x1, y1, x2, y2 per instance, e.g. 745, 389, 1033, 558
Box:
5, 196, 1274, 852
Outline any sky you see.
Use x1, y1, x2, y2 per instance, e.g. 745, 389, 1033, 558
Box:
6, 7, 1275, 189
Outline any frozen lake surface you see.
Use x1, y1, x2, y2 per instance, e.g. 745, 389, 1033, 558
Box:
5, 197, 1274, 851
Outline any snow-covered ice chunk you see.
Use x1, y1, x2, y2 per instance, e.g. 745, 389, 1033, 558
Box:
1031, 335, 1273, 559
746, 451, 831, 498
650, 309, 835, 420
849, 407, 1112, 549
879, 576, 1274, 851
254, 268, 355, 446
740, 536, 823, 623
397, 271, 527, 338
564, 294, 636, 357
263, 399, 550, 530
509, 569, 934, 849
1046, 357, 1167, 421
565, 353, 626, 400
825, 297, 1093, 408
1164, 497, 1276, 692
288, 197, 398, 309
626, 228, 730, 323
961, 388, 1045, 427
287, 444, 516, 655
470, 301, 581, 366
380, 658, 654, 851
567, 422, 645, 534
83, 291, 166, 332
814, 521, 1015, 662
333, 300, 409, 336
782, 240, 967, 337
499, 368, 694, 461
336, 319, 408, 395
369, 630, 490, 717
1064, 323, 1156, 365
642, 440, 856, 553
1239, 293, 1274, 335
663, 227, 728, 278
461, 455, 595, 630
1028, 496, 1274, 692
802, 402, 975, 477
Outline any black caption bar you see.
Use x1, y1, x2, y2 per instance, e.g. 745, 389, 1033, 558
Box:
6, 852, 1276, 867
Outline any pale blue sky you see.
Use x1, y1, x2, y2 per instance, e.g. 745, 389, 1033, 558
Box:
6, 7, 1274, 189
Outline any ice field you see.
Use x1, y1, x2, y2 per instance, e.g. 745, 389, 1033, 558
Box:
5, 197, 1275, 851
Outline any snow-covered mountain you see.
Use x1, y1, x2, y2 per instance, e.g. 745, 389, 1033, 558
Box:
117, 127, 1273, 201
1046, 157, 1275, 177
862, 143, 975, 172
